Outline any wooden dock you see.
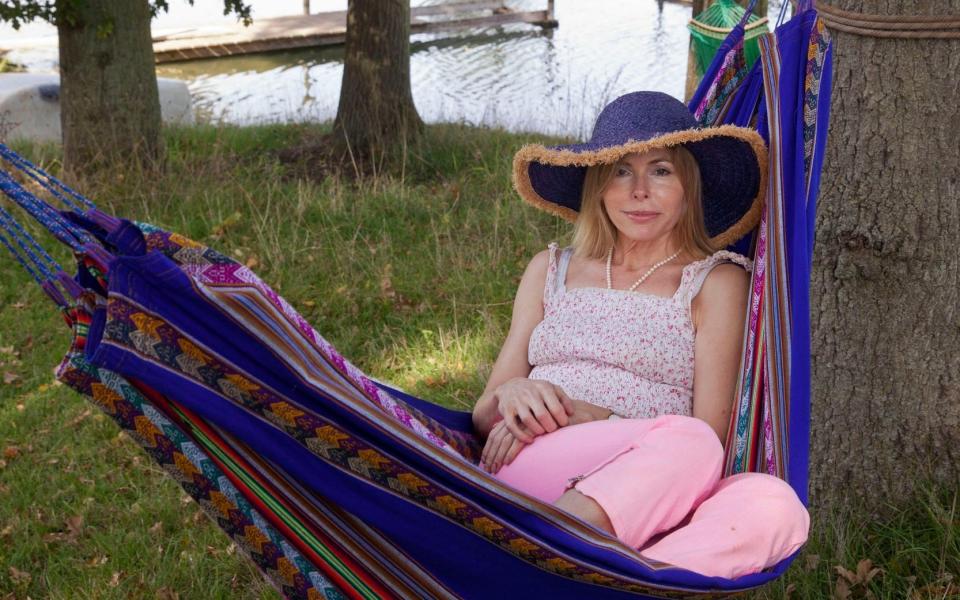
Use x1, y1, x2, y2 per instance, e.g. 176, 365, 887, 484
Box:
153, 1, 558, 64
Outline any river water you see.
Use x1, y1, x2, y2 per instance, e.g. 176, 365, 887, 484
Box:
1, 0, 788, 138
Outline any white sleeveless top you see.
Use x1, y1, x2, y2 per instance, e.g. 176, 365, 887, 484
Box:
527, 244, 752, 419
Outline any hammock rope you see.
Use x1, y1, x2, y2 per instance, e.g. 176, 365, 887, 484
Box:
815, 2, 960, 38
0, 144, 96, 212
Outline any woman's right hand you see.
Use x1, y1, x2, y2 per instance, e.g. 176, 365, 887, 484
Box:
494, 378, 575, 443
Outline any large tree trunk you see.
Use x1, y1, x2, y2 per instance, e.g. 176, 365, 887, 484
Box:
810, 0, 960, 515
57, 0, 162, 173
333, 0, 423, 158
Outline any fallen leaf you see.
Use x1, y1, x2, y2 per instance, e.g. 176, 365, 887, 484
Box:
302, 300, 316, 308
245, 256, 259, 269
210, 211, 243, 239
835, 564, 858, 584
3, 372, 19, 385
2, 447, 19, 459
66, 408, 93, 428
156, 587, 180, 600
109, 571, 122, 587
8, 566, 30, 584
85, 554, 108, 567
805, 553, 821, 571
855, 558, 882, 585
380, 264, 396, 300
0, 459, 6, 470
784, 583, 797, 599
65, 515, 83, 539
911, 582, 958, 600
42, 532, 68, 544
834, 577, 851, 600
11, 302, 25, 309
148, 521, 163, 535
0, 524, 13, 538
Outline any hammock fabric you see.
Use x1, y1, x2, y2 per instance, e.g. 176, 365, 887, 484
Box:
0, 5, 831, 599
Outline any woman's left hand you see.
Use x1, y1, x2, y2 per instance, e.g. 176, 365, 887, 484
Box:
565, 398, 614, 426
481, 399, 614, 473
481, 420, 530, 474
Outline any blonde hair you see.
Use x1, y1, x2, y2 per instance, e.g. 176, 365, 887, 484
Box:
571, 145, 716, 260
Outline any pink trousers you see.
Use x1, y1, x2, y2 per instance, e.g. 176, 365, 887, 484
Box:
494, 414, 809, 579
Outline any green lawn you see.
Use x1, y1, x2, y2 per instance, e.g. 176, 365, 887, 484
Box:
0, 124, 956, 599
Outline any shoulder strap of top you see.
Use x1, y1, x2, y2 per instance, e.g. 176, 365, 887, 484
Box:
678, 250, 754, 308
556, 247, 574, 294
543, 242, 560, 306
543, 244, 574, 308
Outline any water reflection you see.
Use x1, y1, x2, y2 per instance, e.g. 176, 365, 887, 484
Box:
3, 0, 788, 137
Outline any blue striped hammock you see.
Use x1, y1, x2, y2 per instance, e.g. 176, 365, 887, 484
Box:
0, 4, 831, 598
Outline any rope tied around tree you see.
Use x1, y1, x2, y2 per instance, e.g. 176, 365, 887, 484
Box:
815, 2, 960, 39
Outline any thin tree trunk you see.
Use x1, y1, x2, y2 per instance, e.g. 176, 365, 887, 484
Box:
810, 0, 960, 515
333, 0, 423, 158
57, 0, 161, 173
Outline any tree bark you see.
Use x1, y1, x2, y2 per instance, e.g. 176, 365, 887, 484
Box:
57, 0, 162, 173
333, 0, 423, 158
810, 0, 960, 515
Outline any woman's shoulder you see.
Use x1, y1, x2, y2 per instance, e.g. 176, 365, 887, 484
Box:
683, 250, 752, 310
517, 244, 559, 290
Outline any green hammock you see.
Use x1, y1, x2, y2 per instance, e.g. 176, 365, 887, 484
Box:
689, 0, 768, 81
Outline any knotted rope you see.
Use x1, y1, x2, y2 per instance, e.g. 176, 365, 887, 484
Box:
816, 2, 960, 39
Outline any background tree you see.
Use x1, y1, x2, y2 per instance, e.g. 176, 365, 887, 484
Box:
332, 0, 423, 161
1, 0, 250, 174
811, 0, 960, 515
57, 0, 161, 172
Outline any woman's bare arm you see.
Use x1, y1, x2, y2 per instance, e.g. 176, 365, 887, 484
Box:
471, 249, 551, 438
691, 263, 751, 445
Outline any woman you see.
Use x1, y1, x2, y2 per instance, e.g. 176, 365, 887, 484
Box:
471, 91, 808, 579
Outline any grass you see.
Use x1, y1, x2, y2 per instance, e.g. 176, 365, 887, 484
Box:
1, 123, 957, 599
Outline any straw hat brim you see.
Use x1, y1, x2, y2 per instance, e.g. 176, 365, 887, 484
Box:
512, 124, 767, 249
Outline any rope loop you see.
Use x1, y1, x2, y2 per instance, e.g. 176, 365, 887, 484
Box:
816, 2, 960, 39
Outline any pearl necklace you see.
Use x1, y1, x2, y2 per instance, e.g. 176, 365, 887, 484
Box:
606, 247, 681, 293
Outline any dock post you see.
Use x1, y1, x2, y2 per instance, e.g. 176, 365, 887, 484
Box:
684, 0, 707, 102
547, 0, 554, 21
303, 0, 310, 15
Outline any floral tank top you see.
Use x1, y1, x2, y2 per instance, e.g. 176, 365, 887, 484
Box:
527, 243, 753, 419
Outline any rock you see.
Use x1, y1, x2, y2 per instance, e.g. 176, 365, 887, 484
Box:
0, 72, 193, 143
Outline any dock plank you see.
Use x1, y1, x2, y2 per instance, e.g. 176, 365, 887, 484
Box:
152, 6, 555, 64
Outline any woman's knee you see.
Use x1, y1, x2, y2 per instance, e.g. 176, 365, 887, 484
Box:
708, 473, 810, 544
647, 415, 724, 470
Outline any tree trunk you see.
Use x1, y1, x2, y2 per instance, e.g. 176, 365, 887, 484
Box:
684, 0, 709, 102
57, 0, 162, 173
333, 0, 423, 158
810, 0, 960, 515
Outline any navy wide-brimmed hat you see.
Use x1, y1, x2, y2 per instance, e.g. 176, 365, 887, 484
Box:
513, 91, 767, 248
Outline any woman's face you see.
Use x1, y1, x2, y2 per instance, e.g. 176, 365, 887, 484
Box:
601, 149, 685, 246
